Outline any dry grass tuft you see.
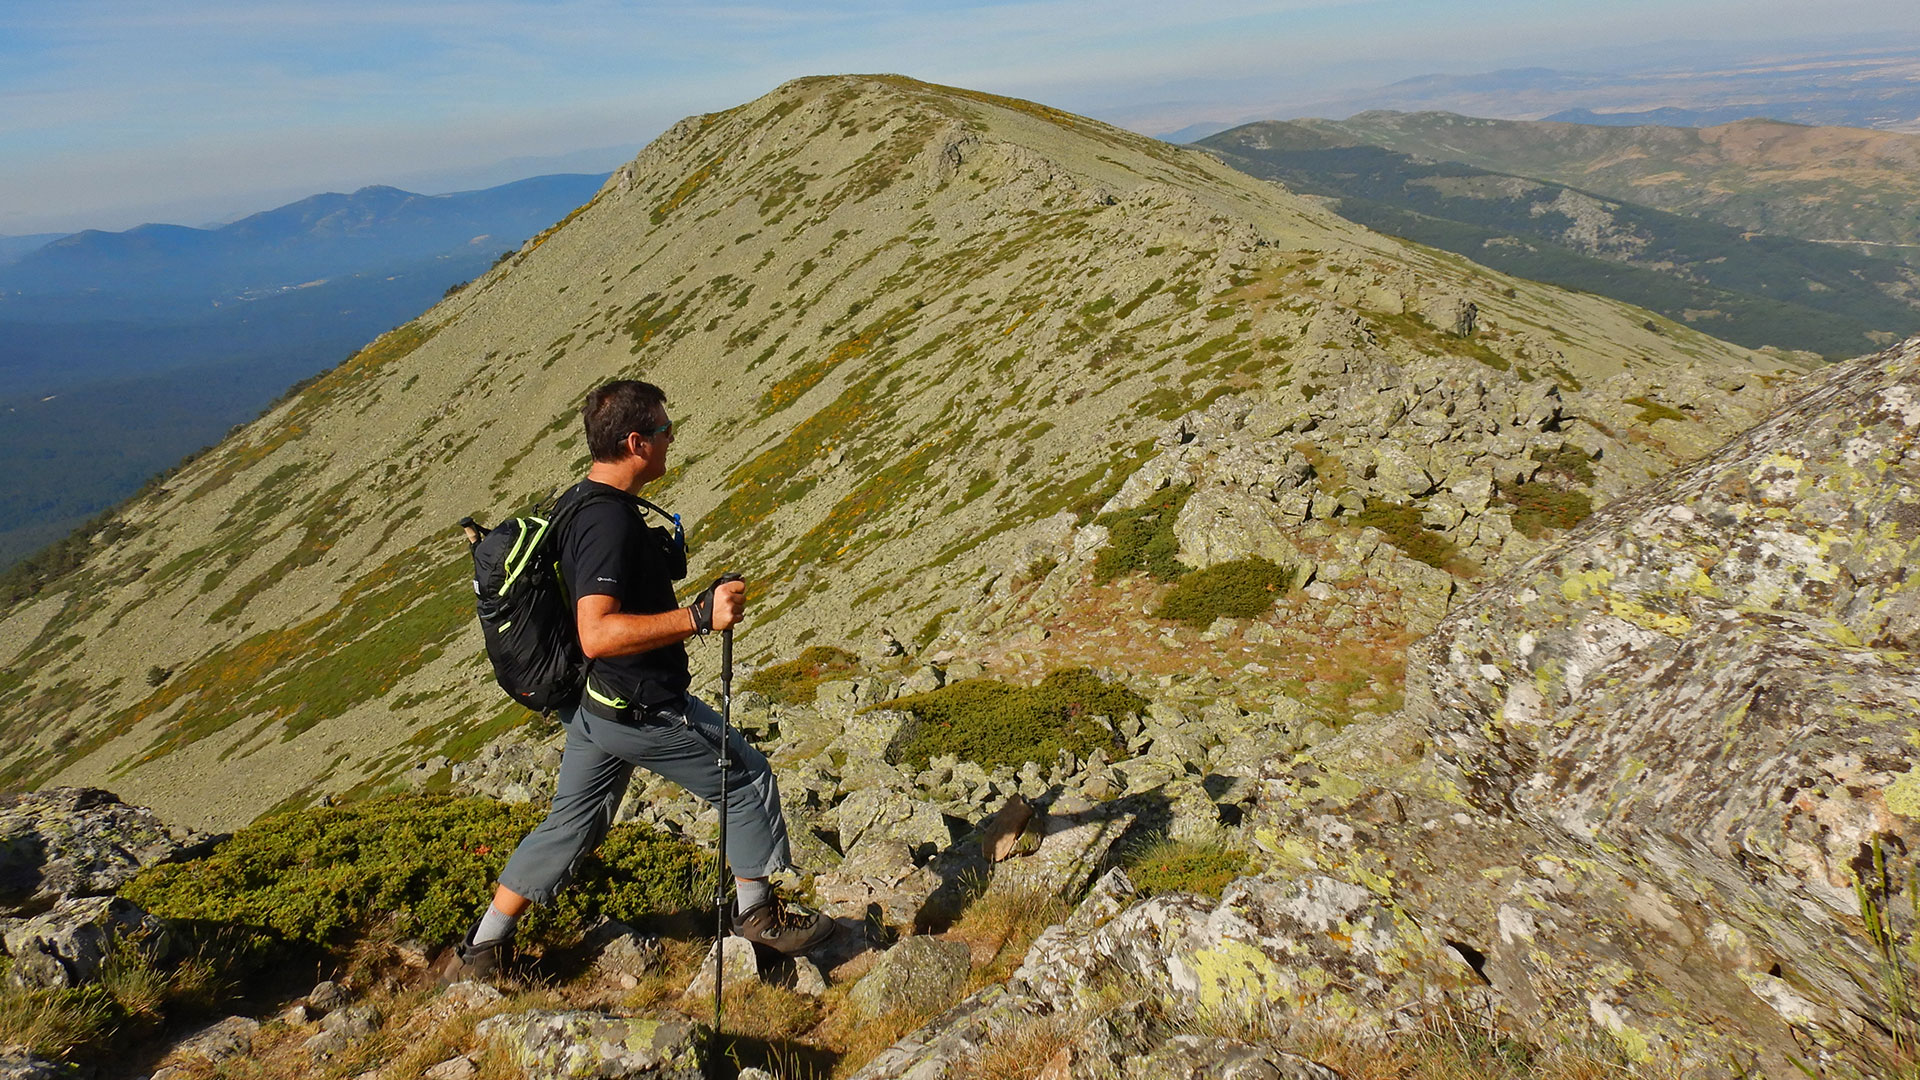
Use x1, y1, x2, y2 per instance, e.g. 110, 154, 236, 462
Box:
814, 1001, 942, 1079
948, 887, 1072, 990
947, 1010, 1076, 1080
0, 982, 118, 1062
1223, 996, 1673, 1080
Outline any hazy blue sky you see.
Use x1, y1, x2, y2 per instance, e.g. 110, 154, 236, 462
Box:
2, 0, 1912, 233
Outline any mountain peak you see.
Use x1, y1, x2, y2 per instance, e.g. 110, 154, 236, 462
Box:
0, 76, 1801, 829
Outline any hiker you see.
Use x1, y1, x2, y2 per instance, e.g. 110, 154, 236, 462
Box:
435, 379, 833, 981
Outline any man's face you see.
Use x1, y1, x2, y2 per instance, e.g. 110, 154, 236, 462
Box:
634, 410, 673, 485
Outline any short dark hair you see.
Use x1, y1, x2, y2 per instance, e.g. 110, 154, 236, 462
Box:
582, 380, 668, 462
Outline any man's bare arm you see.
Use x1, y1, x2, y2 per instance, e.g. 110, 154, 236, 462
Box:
575, 580, 744, 659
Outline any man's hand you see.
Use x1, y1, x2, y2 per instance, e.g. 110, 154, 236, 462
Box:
688, 576, 746, 634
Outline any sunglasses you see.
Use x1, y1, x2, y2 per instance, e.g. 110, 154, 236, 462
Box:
633, 421, 674, 439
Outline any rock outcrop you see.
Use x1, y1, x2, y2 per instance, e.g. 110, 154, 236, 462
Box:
0, 787, 208, 915
1405, 335, 1920, 1067
476, 1011, 701, 1080
1, 894, 168, 989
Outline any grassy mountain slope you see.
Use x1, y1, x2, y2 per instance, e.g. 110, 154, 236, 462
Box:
1197, 124, 1920, 357
0, 75, 1805, 830
1279, 111, 1920, 261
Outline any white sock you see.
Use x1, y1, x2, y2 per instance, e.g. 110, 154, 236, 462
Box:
735, 877, 771, 914
474, 902, 520, 945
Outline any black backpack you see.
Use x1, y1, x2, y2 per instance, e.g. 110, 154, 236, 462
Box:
459, 487, 620, 714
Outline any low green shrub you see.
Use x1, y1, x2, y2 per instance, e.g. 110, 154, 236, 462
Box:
1624, 395, 1688, 424
1352, 500, 1465, 572
1529, 445, 1596, 486
886, 668, 1143, 771
1496, 482, 1594, 539
741, 645, 860, 705
1126, 838, 1250, 899
1156, 558, 1294, 628
122, 795, 704, 952
1092, 485, 1192, 584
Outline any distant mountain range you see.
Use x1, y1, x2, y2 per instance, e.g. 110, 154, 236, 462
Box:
0, 234, 67, 266
0, 173, 610, 570
0, 174, 609, 320
1284, 44, 1920, 132
1266, 112, 1920, 258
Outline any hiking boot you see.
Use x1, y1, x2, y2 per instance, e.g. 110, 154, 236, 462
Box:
732, 895, 835, 956
430, 920, 513, 985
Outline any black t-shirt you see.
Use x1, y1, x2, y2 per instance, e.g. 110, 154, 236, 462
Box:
559, 480, 689, 708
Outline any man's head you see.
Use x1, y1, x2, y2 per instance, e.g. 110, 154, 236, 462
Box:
583, 380, 670, 463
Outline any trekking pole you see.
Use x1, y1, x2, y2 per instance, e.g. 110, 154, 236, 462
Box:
709, 572, 742, 1076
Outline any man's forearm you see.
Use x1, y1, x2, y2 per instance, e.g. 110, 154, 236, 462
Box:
577, 607, 698, 659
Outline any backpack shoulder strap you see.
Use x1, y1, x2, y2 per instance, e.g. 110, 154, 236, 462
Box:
542, 483, 631, 691
633, 495, 675, 522
546, 483, 629, 539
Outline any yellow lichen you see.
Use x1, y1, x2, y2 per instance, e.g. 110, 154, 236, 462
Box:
1882, 765, 1920, 819
1187, 939, 1282, 1016
1610, 1021, 1656, 1065
1606, 598, 1693, 636
1349, 862, 1394, 896
1824, 621, 1864, 648
1560, 566, 1616, 603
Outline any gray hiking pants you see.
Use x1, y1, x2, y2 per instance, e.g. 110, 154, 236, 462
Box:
497, 694, 791, 905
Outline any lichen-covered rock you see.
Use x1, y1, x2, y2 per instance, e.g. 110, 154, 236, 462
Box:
306, 978, 349, 1012
847, 984, 1035, 1080
847, 935, 972, 1019
303, 1001, 382, 1057
1408, 336, 1920, 1060
476, 1010, 701, 1080
1173, 487, 1316, 574
814, 839, 952, 932
852, 866, 1457, 1079
0, 1049, 79, 1080
1239, 736, 1800, 1073
1, 894, 167, 989
683, 935, 758, 1001
0, 788, 208, 914
448, 730, 564, 805
790, 956, 828, 996
985, 806, 1135, 901
1013, 874, 1475, 1036
164, 1015, 261, 1067
1065, 867, 1137, 933
424, 1057, 479, 1080
592, 928, 665, 986
831, 707, 917, 764
832, 786, 951, 860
